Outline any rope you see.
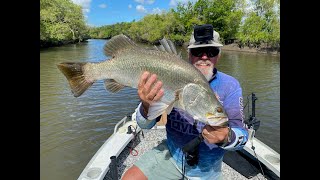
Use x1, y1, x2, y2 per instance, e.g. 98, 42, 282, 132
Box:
127, 125, 140, 156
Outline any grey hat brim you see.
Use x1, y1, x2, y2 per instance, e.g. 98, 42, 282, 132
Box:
188, 40, 223, 49
188, 42, 223, 49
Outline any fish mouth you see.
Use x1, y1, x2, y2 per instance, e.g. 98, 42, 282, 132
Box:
206, 116, 229, 126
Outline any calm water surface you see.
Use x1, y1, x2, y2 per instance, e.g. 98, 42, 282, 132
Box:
40, 39, 279, 180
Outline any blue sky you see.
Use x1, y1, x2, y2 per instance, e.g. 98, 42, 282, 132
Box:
71, 0, 197, 27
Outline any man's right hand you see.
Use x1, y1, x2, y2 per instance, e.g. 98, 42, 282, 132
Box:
137, 71, 164, 117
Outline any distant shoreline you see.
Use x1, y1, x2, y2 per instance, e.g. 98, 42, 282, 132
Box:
221, 43, 280, 56
41, 38, 280, 56
181, 41, 280, 56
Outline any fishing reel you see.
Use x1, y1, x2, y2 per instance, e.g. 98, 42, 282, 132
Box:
182, 133, 203, 166
247, 115, 260, 131
185, 148, 199, 166
245, 93, 260, 131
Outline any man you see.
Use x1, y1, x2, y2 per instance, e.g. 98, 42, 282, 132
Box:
122, 24, 248, 180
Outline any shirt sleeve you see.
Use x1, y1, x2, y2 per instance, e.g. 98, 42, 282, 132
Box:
135, 103, 158, 129
219, 80, 249, 151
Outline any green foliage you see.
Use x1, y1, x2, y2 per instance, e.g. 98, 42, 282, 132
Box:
174, 1, 203, 33
237, 12, 267, 47
127, 12, 187, 44
88, 22, 132, 39
205, 0, 244, 40
171, 0, 244, 43
42, 0, 279, 50
237, 0, 280, 48
40, 0, 89, 47
88, 12, 188, 45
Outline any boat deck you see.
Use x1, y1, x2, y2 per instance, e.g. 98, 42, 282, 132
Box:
104, 127, 276, 180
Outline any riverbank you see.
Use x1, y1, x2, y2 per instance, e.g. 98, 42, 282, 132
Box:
41, 38, 280, 56
182, 41, 280, 56
40, 38, 89, 49
221, 43, 280, 55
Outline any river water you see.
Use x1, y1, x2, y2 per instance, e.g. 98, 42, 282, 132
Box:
40, 39, 279, 180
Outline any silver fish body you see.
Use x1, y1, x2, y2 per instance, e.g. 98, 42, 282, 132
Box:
57, 35, 228, 126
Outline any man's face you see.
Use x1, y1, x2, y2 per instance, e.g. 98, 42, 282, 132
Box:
189, 47, 220, 81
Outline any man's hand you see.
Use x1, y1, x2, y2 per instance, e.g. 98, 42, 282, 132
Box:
137, 71, 164, 116
202, 125, 229, 144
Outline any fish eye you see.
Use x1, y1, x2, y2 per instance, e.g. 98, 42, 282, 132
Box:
216, 107, 223, 113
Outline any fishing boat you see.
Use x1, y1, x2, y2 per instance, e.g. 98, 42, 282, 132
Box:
77, 93, 280, 180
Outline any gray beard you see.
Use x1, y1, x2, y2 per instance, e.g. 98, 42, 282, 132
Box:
194, 60, 214, 81
201, 67, 214, 81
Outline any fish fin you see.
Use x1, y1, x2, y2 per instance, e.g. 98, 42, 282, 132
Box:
147, 101, 169, 120
167, 39, 178, 55
166, 102, 175, 115
148, 89, 182, 116
104, 79, 126, 93
57, 62, 94, 97
158, 44, 166, 52
175, 88, 182, 101
157, 38, 181, 57
159, 38, 173, 54
173, 88, 185, 109
177, 51, 182, 58
153, 45, 159, 51
103, 34, 138, 57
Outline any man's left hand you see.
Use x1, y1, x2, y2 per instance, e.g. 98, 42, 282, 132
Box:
202, 125, 229, 144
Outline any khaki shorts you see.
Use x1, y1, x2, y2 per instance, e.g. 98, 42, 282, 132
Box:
134, 140, 186, 180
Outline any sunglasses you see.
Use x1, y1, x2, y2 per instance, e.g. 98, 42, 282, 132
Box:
190, 47, 220, 58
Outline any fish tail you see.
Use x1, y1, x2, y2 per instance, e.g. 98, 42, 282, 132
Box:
57, 62, 94, 97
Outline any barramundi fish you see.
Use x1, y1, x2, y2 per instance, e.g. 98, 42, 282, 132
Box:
57, 34, 228, 126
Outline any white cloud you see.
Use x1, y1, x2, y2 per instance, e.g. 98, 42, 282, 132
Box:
83, 9, 90, 13
169, 0, 196, 7
169, 0, 176, 6
128, 4, 132, 9
135, 0, 144, 4
152, 7, 163, 14
87, 23, 96, 27
71, 0, 91, 13
99, 4, 107, 8
244, 0, 254, 13
134, 0, 155, 4
146, 0, 155, 4
136, 5, 147, 13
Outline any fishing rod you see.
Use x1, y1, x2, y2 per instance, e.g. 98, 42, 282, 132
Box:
244, 93, 267, 178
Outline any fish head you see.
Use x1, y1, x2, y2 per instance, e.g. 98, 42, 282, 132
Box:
181, 83, 228, 127
204, 107, 229, 126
